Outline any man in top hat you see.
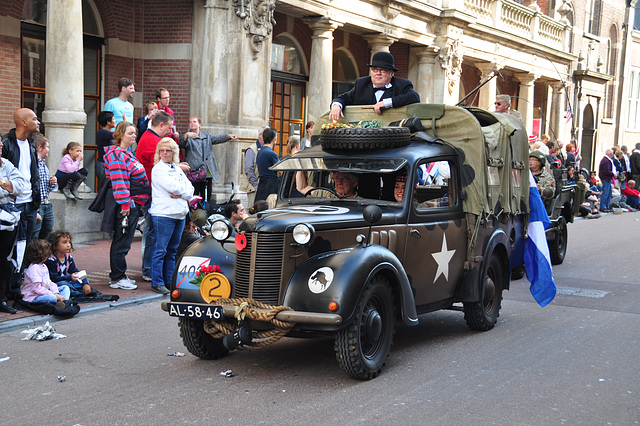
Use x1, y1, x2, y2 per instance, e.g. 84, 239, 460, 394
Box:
329, 51, 420, 121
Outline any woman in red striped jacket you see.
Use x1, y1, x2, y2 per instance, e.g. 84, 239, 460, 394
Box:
104, 121, 150, 290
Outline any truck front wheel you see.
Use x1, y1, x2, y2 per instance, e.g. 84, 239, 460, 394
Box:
179, 318, 229, 360
463, 254, 503, 331
548, 217, 567, 265
334, 275, 394, 380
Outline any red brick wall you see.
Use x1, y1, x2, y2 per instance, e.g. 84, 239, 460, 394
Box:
99, 0, 193, 127
0, 35, 21, 132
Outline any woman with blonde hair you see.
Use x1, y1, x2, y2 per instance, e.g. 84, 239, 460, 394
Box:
149, 138, 195, 295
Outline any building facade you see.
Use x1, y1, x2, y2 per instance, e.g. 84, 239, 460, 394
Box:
0, 0, 633, 204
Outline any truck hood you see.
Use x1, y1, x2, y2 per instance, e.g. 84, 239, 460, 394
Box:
240, 203, 401, 233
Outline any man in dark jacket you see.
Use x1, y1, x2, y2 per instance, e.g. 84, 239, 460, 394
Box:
630, 143, 640, 186
329, 52, 420, 121
1, 108, 41, 296
598, 149, 616, 212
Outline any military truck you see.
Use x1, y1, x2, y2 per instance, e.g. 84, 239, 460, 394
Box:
162, 103, 542, 379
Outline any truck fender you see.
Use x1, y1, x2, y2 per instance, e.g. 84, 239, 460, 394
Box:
283, 244, 418, 329
456, 228, 510, 302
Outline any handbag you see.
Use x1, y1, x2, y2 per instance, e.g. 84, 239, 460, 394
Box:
0, 203, 21, 231
186, 164, 207, 183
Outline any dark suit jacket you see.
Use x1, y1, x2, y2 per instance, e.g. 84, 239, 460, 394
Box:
332, 76, 420, 109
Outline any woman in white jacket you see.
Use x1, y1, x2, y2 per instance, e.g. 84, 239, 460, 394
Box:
149, 138, 194, 295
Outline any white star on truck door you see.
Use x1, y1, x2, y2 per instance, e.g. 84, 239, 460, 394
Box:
431, 234, 456, 283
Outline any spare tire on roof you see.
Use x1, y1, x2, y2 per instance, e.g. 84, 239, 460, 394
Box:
321, 126, 411, 150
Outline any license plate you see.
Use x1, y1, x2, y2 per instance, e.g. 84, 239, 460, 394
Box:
167, 302, 224, 320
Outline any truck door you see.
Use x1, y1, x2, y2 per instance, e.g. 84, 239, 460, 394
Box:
402, 159, 467, 308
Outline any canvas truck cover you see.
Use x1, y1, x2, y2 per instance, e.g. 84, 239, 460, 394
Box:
313, 103, 530, 217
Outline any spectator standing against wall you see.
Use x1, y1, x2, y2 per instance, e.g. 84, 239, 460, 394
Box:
0, 140, 28, 313
103, 78, 135, 126
103, 121, 150, 290
156, 88, 179, 141
1, 108, 41, 298
32, 134, 57, 240
241, 126, 266, 206
255, 128, 279, 202
300, 121, 315, 149
137, 102, 158, 142
137, 111, 184, 282
598, 149, 617, 213
96, 111, 115, 190
149, 138, 194, 295
178, 115, 236, 201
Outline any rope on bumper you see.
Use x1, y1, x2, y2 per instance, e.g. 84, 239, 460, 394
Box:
202, 298, 296, 347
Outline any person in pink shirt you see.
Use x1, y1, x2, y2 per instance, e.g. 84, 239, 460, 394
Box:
55, 141, 88, 200
21, 239, 70, 307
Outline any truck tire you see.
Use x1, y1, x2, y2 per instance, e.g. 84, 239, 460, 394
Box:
321, 127, 410, 150
548, 217, 567, 265
179, 317, 229, 360
334, 275, 394, 380
463, 254, 503, 331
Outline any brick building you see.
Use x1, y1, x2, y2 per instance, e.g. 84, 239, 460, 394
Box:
0, 0, 634, 239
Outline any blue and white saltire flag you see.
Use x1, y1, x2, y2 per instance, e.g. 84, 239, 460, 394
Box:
525, 170, 557, 307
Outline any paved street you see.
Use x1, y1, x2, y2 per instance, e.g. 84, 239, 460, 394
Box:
0, 213, 639, 425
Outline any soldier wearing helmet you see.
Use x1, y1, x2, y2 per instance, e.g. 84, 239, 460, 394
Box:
529, 150, 554, 199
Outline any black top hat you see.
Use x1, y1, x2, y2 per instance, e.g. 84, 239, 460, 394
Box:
367, 52, 398, 72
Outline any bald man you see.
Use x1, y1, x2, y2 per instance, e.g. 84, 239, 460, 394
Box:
1, 108, 41, 297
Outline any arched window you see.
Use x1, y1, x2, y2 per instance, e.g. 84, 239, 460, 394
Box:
331, 48, 358, 100
271, 35, 305, 75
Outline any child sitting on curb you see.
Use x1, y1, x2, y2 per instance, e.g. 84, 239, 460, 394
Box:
45, 230, 92, 298
22, 239, 70, 308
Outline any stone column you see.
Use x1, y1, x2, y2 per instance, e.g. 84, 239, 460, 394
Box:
42, 0, 86, 178
475, 62, 498, 110
190, 0, 275, 202
409, 46, 439, 104
549, 82, 566, 142
515, 72, 538, 135
363, 33, 398, 62
304, 17, 342, 123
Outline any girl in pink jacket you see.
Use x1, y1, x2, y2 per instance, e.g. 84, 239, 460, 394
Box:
21, 239, 70, 307
56, 141, 89, 200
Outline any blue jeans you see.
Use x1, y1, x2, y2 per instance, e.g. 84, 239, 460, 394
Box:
142, 207, 155, 278
151, 215, 185, 288
31, 284, 71, 303
109, 206, 140, 282
57, 279, 90, 297
10, 202, 37, 294
32, 202, 54, 240
601, 180, 612, 209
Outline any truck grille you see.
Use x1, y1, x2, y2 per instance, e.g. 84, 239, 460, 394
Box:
234, 233, 284, 305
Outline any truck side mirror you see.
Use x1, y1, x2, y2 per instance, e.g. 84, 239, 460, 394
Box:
363, 205, 382, 225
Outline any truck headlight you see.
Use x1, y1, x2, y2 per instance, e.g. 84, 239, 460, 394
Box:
211, 219, 232, 241
292, 223, 314, 245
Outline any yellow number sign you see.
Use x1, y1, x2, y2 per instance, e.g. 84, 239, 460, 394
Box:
199, 272, 231, 303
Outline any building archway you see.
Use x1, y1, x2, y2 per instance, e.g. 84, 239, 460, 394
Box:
270, 33, 307, 156
581, 103, 596, 170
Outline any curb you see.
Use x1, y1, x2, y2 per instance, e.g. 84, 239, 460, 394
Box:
0, 292, 166, 334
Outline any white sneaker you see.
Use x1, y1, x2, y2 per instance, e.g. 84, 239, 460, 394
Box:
110, 277, 138, 290
142, 275, 152, 282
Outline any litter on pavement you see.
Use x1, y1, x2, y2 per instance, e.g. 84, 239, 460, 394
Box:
21, 322, 67, 341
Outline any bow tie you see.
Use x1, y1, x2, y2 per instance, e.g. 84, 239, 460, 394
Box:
374, 86, 388, 91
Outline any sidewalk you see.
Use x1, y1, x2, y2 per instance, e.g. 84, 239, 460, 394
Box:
0, 236, 164, 332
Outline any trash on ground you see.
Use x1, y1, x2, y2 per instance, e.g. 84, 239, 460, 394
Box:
220, 369, 233, 377
21, 322, 67, 341
0, 357, 9, 362
168, 352, 185, 357
57, 375, 66, 382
